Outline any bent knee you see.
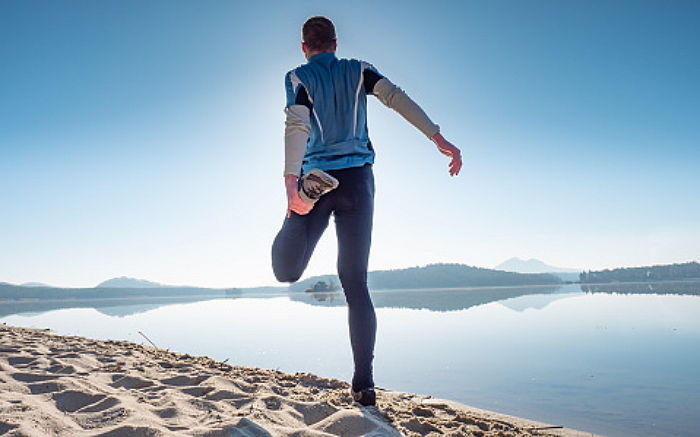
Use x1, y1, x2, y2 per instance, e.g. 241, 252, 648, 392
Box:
273, 269, 302, 283
278, 275, 301, 284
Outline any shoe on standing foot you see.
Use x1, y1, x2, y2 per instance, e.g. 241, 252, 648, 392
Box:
299, 169, 339, 204
351, 387, 376, 407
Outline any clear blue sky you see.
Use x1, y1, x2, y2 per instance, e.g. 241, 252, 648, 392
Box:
1, 0, 698, 288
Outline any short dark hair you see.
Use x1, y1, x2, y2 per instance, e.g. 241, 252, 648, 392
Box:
302, 16, 336, 51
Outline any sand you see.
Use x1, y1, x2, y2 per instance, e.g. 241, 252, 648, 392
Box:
0, 324, 600, 436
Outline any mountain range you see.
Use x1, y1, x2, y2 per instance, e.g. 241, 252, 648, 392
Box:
96, 277, 169, 288
495, 257, 579, 274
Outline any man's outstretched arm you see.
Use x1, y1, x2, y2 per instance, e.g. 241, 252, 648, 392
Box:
369, 73, 462, 176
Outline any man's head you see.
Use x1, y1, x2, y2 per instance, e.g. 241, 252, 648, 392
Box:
301, 16, 337, 59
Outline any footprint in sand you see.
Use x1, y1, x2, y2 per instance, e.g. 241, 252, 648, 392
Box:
6, 356, 37, 367
28, 381, 65, 394
181, 386, 216, 398
454, 415, 491, 431
411, 406, 435, 418
231, 381, 259, 394
55, 352, 81, 359
52, 390, 120, 413
204, 390, 254, 409
0, 421, 19, 434
94, 425, 162, 437
79, 397, 122, 414
47, 364, 77, 374
288, 400, 339, 426
11, 372, 59, 383
312, 411, 400, 436
269, 386, 290, 397
160, 375, 209, 386
262, 396, 282, 411
196, 418, 271, 437
110, 375, 155, 390
400, 417, 446, 435
187, 398, 222, 414
154, 407, 178, 419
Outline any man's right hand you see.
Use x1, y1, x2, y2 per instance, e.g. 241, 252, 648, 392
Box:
285, 174, 313, 217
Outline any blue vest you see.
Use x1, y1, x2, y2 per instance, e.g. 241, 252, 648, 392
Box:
285, 52, 378, 173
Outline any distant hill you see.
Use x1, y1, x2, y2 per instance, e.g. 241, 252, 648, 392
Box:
579, 261, 700, 283
495, 257, 578, 274
289, 263, 561, 292
20, 282, 54, 287
0, 279, 286, 306
0, 281, 229, 302
96, 277, 166, 288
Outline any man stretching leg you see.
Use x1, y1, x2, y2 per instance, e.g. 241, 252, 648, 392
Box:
271, 16, 462, 407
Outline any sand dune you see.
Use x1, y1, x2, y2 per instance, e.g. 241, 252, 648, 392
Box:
0, 324, 598, 436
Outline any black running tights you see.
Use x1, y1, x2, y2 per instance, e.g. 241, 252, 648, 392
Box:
271, 164, 376, 391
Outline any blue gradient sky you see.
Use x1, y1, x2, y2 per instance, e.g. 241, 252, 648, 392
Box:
1, 0, 698, 288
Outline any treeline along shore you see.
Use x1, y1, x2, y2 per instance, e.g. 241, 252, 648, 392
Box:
289, 263, 562, 292
579, 261, 700, 283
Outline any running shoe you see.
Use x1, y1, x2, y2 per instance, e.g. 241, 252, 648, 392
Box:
299, 169, 339, 204
351, 387, 376, 407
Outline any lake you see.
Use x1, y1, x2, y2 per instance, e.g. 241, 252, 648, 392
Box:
2, 282, 699, 437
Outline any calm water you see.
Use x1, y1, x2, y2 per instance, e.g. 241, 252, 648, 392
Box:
2, 283, 699, 437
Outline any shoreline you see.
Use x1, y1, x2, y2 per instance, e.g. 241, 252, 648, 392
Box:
0, 324, 600, 436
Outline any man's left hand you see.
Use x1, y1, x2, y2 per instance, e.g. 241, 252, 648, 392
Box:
431, 133, 462, 176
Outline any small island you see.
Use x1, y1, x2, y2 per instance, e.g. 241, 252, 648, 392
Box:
305, 280, 339, 293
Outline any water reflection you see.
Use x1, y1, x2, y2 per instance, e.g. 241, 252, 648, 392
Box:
0, 295, 225, 318
292, 285, 567, 312
497, 292, 579, 312
1, 285, 569, 318
581, 280, 700, 295
3, 281, 700, 319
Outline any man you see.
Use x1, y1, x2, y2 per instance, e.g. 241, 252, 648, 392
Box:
272, 16, 462, 407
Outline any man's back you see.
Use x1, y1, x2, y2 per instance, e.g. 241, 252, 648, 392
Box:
285, 52, 375, 173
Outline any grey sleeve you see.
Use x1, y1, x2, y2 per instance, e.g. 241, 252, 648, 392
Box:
373, 77, 440, 139
283, 104, 311, 176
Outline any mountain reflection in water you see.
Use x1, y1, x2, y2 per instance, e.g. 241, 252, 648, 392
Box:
3, 281, 700, 319
293, 285, 565, 311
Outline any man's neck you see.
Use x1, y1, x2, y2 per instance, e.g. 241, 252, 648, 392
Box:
305, 50, 335, 61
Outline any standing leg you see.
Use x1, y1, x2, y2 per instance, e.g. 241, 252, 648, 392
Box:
332, 165, 376, 391
271, 195, 333, 283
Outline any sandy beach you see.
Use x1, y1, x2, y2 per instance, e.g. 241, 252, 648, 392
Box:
0, 324, 598, 436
